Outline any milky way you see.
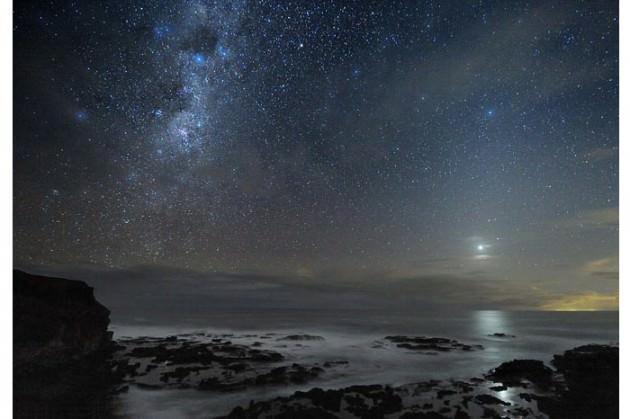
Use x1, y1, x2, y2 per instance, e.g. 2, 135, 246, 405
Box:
14, 1, 618, 308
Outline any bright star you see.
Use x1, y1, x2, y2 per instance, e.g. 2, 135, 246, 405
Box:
74, 110, 88, 122
192, 53, 206, 65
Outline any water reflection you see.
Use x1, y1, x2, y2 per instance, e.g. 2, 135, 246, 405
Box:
473, 310, 511, 337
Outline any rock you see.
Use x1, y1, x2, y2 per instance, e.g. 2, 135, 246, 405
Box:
400, 413, 448, 419
13, 270, 115, 418
488, 333, 516, 338
385, 336, 483, 352
486, 359, 553, 388
296, 388, 343, 412
160, 366, 209, 382
454, 410, 471, 419
277, 334, 325, 341
481, 407, 502, 418
474, 394, 510, 406
198, 363, 326, 391
437, 389, 456, 399
14, 270, 112, 365
323, 360, 349, 367
547, 344, 619, 419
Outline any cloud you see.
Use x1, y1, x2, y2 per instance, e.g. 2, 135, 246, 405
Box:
18, 263, 618, 317
583, 146, 618, 163
559, 207, 618, 230
540, 292, 618, 311
582, 257, 618, 280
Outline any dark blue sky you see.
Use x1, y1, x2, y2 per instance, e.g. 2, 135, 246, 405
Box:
14, 0, 618, 309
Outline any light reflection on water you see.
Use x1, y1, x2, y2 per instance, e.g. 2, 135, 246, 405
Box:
473, 310, 510, 336
110, 310, 617, 418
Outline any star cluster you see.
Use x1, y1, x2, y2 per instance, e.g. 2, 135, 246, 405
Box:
14, 0, 618, 305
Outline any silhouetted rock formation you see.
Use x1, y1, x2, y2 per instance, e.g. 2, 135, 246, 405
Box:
113, 334, 348, 392
384, 335, 484, 352
486, 359, 553, 388
218, 344, 618, 419
547, 344, 619, 419
13, 270, 115, 418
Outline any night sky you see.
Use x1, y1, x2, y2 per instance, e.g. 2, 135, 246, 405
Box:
14, 1, 618, 310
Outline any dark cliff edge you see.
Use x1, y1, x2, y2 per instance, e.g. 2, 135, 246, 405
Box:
14, 269, 116, 418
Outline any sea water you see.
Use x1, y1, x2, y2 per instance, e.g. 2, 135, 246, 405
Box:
108, 309, 618, 418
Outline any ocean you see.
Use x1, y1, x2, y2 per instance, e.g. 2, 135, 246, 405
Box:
108, 309, 618, 418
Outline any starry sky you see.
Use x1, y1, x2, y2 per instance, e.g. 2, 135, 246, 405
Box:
14, 0, 618, 310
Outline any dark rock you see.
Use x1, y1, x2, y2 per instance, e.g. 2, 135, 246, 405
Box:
198, 363, 325, 392
481, 407, 502, 418
508, 407, 532, 416
14, 270, 115, 418
160, 366, 209, 383
277, 334, 325, 341
400, 412, 448, 419
385, 336, 483, 353
297, 388, 343, 412
545, 344, 619, 419
454, 410, 471, 419
323, 360, 349, 368
437, 389, 456, 399
488, 333, 516, 338
452, 381, 474, 393
474, 394, 510, 406
14, 270, 111, 366
486, 359, 553, 388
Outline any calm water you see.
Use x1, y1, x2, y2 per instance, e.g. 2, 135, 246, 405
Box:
110, 309, 618, 418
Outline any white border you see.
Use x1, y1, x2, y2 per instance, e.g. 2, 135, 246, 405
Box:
619, 0, 627, 415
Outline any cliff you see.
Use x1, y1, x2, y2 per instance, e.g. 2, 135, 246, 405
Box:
13, 269, 115, 418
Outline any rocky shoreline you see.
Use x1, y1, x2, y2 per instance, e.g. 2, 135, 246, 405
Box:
216, 344, 618, 419
13, 270, 618, 419
109, 332, 617, 419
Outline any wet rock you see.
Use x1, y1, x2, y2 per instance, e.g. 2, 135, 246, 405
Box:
545, 344, 619, 419
197, 363, 326, 392
481, 407, 502, 418
125, 340, 283, 366
297, 388, 344, 412
254, 364, 324, 385
474, 394, 510, 406
224, 404, 339, 419
277, 334, 325, 341
437, 389, 456, 399
384, 336, 483, 352
400, 412, 449, 419
486, 359, 553, 388
160, 366, 209, 383
112, 359, 141, 378
323, 360, 349, 368
454, 410, 471, 419
488, 333, 516, 338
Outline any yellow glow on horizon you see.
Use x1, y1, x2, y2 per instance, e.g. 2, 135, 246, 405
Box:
540, 292, 618, 311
